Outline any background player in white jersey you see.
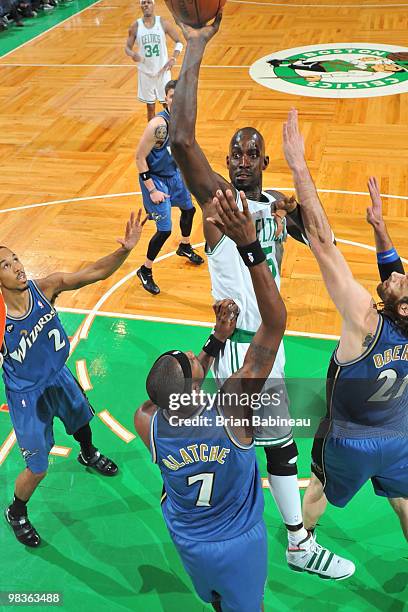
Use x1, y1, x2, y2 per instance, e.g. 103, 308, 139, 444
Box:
170, 15, 353, 579
125, 0, 183, 121
283, 109, 408, 547
1, 211, 146, 548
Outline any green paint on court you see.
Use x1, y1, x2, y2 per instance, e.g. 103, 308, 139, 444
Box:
0, 0, 101, 57
0, 315, 406, 611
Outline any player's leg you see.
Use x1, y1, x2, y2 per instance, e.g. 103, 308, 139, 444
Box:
302, 472, 328, 531
4, 388, 52, 547
172, 172, 204, 265
137, 70, 157, 122
137, 176, 172, 294
146, 103, 155, 122
388, 498, 408, 541
56, 367, 118, 476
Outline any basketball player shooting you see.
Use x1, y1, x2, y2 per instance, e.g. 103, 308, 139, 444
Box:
283, 109, 408, 544
169, 13, 354, 578
135, 188, 286, 611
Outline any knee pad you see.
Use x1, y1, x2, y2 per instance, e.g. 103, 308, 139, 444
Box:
147, 230, 172, 261
264, 441, 298, 476
180, 207, 196, 237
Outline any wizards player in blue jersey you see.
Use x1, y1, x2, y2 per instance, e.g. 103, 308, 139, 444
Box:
283, 110, 408, 547
1, 210, 146, 548
135, 79, 203, 295
135, 189, 287, 611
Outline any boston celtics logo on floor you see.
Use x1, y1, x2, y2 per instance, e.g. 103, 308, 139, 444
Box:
250, 43, 408, 98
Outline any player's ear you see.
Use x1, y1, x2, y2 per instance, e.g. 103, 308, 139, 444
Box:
263, 155, 270, 170
226, 155, 230, 168
397, 301, 408, 317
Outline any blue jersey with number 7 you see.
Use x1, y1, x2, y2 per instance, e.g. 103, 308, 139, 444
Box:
328, 313, 408, 436
2, 280, 70, 393
150, 402, 264, 541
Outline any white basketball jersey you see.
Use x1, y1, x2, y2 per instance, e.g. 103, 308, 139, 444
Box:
137, 16, 168, 75
207, 191, 287, 380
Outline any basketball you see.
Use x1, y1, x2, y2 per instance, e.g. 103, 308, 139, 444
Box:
164, 0, 227, 27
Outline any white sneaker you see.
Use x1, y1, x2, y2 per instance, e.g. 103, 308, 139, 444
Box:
286, 532, 355, 580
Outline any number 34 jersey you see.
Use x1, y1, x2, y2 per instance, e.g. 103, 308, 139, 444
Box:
328, 313, 408, 437
2, 281, 70, 393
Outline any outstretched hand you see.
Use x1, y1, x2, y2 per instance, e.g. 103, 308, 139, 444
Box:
213, 299, 239, 342
177, 12, 222, 44
117, 210, 148, 251
366, 177, 384, 228
207, 189, 256, 246
283, 109, 306, 171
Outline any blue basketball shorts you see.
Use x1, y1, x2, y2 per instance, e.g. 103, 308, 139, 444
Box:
6, 365, 94, 473
170, 520, 267, 612
139, 171, 193, 232
312, 421, 408, 506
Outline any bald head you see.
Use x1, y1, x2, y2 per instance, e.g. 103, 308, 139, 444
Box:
230, 127, 265, 155
227, 127, 269, 193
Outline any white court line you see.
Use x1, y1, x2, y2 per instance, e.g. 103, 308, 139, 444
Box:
0, 63, 250, 68
0, 0, 105, 61
0, 430, 16, 465
98, 410, 136, 443
1, 187, 408, 215
231, 0, 408, 6
76, 359, 93, 391
59, 306, 342, 339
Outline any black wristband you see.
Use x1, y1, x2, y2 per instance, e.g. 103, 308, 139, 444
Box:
202, 333, 225, 358
237, 240, 266, 267
140, 171, 151, 182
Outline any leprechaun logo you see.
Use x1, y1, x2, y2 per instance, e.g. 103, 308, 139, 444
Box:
250, 43, 408, 99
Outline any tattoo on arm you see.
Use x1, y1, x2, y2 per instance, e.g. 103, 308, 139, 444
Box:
154, 124, 167, 144
248, 342, 277, 375
362, 333, 375, 348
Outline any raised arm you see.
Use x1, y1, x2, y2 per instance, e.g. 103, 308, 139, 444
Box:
125, 21, 142, 63
170, 15, 231, 249
37, 211, 146, 302
136, 117, 171, 205
282, 110, 378, 361
208, 190, 287, 385
366, 176, 405, 281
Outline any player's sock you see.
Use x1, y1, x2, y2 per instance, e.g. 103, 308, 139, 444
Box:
9, 494, 28, 518
287, 524, 309, 547
73, 423, 96, 460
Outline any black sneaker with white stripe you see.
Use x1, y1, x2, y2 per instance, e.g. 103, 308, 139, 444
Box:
78, 449, 118, 476
136, 266, 160, 295
5, 506, 41, 548
176, 243, 204, 265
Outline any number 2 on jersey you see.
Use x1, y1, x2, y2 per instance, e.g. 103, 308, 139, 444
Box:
187, 472, 215, 507
48, 329, 66, 352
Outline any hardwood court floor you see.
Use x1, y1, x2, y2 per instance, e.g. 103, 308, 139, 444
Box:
1, 0, 407, 334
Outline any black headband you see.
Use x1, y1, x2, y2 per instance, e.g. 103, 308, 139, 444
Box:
147, 350, 193, 406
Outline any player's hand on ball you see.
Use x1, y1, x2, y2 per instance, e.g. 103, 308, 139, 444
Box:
213, 299, 239, 341
207, 189, 257, 246
117, 209, 147, 251
283, 109, 307, 171
366, 177, 384, 228
150, 190, 170, 205
177, 12, 222, 44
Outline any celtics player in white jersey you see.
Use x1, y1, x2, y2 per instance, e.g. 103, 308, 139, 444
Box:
170, 14, 354, 579
125, 0, 184, 121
